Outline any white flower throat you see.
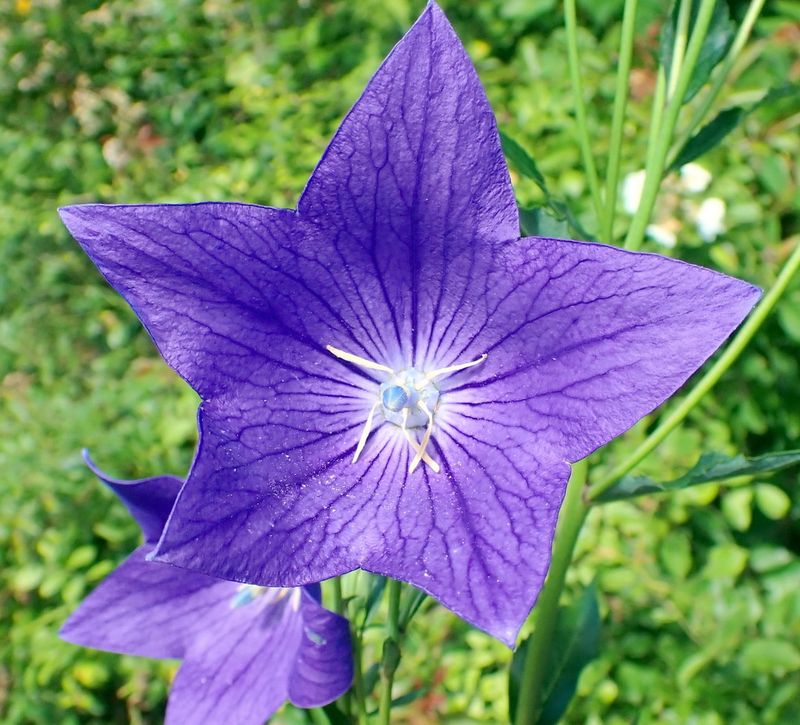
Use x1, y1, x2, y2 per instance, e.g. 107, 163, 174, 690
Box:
326, 345, 487, 474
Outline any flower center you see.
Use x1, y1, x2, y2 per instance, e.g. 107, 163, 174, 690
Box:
229, 585, 300, 611
326, 345, 487, 474
379, 370, 440, 428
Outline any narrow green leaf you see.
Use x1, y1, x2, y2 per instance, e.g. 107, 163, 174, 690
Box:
684, 0, 734, 101
595, 449, 800, 503
519, 206, 540, 237
669, 106, 743, 170
321, 704, 350, 725
399, 586, 428, 630
500, 131, 548, 191
660, 1, 734, 103
670, 84, 800, 171
360, 574, 386, 631
509, 583, 601, 724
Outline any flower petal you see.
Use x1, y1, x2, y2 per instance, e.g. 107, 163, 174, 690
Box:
83, 451, 182, 543
297, 1, 518, 365
60, 547, 236, 659
289, 590, 354, 707
443, 237, 761, 461
58, 203, 377, 398
154, 396, 566, 646
165, 590, 305, 725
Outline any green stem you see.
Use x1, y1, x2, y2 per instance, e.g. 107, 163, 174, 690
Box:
601, 0, 639, 243
667, 0, 692, 100
564, 0, 604, 224
589, 238, 800, 500
624, 0, 717, 251
331, 576, 344, 616
352, 629, 368, 725
308, 708, 330, 725
379, 579, 402, 725
674, 0, 766, 151
514, 459, 589, 725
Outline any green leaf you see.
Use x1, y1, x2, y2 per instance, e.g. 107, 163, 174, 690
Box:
669, 106, 743, 170
321, 703, 351, 725
595, 449, 800, 503
740, 639, 800, 675
360, 574, 386, 631
519, 206, 570, 240
670, 85, 800, 170
500, 131, 547, 191
660, 0, 734, 103
754, 483, 792, 520
509, 583, 601, 724
399, 585, 428, 630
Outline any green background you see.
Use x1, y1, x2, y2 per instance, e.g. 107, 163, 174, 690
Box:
1, 0, 799, 722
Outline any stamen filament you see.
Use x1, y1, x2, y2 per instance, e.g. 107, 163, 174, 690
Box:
409, 400, 435, 473
426, 353, 488, 380
326, 344, 394, 373
353, 400, 380, 463
402, 408, 440, 473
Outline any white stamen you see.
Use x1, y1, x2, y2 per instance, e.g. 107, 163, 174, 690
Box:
409, 400, 435, 473
325, 344, 481, 474
326, 344, 393, 373
402, 408, 440, 473
353, 400, 380, 463
425, 353, 487, 380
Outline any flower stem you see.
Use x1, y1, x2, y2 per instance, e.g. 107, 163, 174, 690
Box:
667, 0, 693, 100
514, 458, 589, 725
351, 629, 369, 725
601, 0, 639, 243
674, 0, 766, 152
564, 0, 604, 224
589, 238, 800, 500
624, 0, 718, 251
331, 576, 344, 616
379, 578, 402, 725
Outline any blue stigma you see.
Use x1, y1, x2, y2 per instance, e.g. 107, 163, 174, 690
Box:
381, 385, 408, 412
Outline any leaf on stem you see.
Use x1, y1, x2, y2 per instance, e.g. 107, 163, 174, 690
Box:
501, 131, 548, 191
660, 0, 734, 103
594, 449, 800, 503
669, 84, 800, 169
669, 106, 744, 170
509, 583, 601, 725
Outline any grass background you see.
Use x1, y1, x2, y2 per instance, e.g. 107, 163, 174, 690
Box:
1, 0, 799, 722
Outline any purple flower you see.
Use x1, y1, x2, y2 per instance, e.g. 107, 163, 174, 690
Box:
61, 455, 353, 724
59, 2, 759, 646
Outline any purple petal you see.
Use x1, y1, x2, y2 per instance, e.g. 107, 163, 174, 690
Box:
289, 590, 354, 707
442, 237, 761, 461
154, 398, 565, 646
58, 202, 373, 398
83, 451, 182, 543
297, 1, 518, 364
60, 547, 236, 659
165, 590, 305, 725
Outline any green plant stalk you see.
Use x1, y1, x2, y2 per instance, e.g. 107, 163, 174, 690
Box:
601, 0, 639, 243
564, 0, 604, 224
308, 707, 330, 725
624, 0, 718, 251
352, 628, 369, 725
379, 578, 402, 725
331, 576, 344, 615
675, 0, 766, 151
667, 0, 693, 100
589, 237, 800, 500
514, 459, 589, 725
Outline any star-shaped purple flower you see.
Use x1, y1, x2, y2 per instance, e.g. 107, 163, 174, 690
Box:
59, 2, 759, 646
61, 455, 353, 724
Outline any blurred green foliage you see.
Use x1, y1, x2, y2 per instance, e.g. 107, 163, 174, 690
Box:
1, 0, 799, 723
